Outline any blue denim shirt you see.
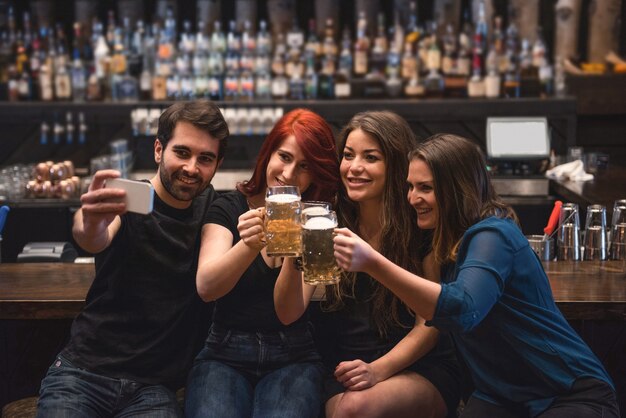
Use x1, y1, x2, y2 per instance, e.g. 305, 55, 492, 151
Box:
427, 217, 613, 417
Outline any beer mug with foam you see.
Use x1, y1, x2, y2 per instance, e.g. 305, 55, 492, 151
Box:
264, 186, 302, 257
302, 210, 340, 285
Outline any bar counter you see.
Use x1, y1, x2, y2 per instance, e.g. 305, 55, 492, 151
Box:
550, 165, 626, 209
1, 261, 624, 321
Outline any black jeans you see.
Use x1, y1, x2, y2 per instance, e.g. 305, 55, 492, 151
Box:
461, 378, 619, 418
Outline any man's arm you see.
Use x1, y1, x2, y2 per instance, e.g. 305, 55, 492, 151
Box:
72, 170, 127, 254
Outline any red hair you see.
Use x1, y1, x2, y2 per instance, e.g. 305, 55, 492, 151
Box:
238, 108, 339, 202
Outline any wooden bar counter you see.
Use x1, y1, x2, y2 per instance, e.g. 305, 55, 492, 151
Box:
1, 261, 625, 321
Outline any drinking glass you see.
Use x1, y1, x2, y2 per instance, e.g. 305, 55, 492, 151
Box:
302, 210, 340, 285
583, 204, 607, 261
557, 202, 580, 261
610, 199, 626, 260
293, 201, 333, 271
264, 186, 302, 257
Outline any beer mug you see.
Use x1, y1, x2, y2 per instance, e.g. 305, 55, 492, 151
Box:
264, 186, 302, 257
293, 201, 333, 271
582, 204, 607, 261
610, 199, 626, 260
557, 202, 580, 261
302, 210, 340, 285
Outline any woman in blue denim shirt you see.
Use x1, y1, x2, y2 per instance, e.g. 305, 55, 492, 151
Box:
333, 133, 619, 418
185, 109, 340, 418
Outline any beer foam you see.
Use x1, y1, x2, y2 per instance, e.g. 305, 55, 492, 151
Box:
303, 206, 329, 216
266, 193, 300, 203
304, 216, 336, 230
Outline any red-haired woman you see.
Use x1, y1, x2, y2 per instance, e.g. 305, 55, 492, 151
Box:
185, 109, 340, 418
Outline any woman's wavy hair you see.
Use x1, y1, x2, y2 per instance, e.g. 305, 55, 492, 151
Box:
237, 108, 339, 202
408, 133, 518, 265
325, 111, 429, 336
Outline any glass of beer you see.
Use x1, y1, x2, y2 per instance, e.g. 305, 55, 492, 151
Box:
302, 210, 340, 285
293, 201, 333, 271
265, 185, 302, 257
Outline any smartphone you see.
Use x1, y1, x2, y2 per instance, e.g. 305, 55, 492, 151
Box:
106, 178, 154, 215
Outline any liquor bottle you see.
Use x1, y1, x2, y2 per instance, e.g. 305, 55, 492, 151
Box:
502, 21, 519, 98
474, 0, 488, 59
240, 69, 254, 102
211, 21, 227, 55
424, 29, 444, 98
456, 10, 472, 80
467, 58, 484, 97
78, 112, 87, 145
288, 56, 305, 100
322, 19, 338, 59
71, 47, 86, 101
304, 19, 321, 62
335, 28, 352, 99
113, 28, 139, 102
353, 11, 369, 78
386, 41, 404, 98
18, 69, 33, 101
65, 112, 74, 145
484, 46, 500, 98
533, 28, 552, 97
54, 53, 72, 101
7, 65, 19, 101
492, 16, 507, 75
28, 32, 42, 99
207, 51, 224, 101
401, 41, 417, 82
255, 68, 271, 100
256, 20, 272, 56
93, 22, 110, 91
286, 17, 305, 54
139, 25, 154, 101
106, 9, 116, 46
370, 13, 388, 76
317, 54, 335, 99
518, 38, 538, 97
86, 68, 102, 101
193, 22, 209, 99
271, 36, 288, 99
405, 1, 420, 48
304, 55, 318, 99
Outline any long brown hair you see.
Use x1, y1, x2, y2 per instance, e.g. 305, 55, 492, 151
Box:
238, 108, 339, 202
326, 111, 428, 336
408, 133, 518, 265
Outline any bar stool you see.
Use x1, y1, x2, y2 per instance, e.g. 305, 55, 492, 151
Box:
1, 396, 38, 418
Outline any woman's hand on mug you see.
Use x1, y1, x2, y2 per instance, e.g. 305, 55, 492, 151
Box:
333, 228, 376, 273
237, 208, 266, 250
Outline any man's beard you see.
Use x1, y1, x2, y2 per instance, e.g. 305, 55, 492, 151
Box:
159, 159, 209, 202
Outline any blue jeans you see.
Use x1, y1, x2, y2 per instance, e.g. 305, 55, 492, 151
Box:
185, 324, 323, 418
37, 355, 182, 418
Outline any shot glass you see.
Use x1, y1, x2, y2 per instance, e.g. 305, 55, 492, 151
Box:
610, 199, 626, 260
264, 185, 302, 257
301, 210, 340, 285
557, 202, 580, 261
582, 204, 607, 261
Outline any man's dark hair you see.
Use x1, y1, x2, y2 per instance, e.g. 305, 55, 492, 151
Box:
156, 100, 229, 159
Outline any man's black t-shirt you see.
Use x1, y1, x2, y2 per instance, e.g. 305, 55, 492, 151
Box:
62, 186, 216, 390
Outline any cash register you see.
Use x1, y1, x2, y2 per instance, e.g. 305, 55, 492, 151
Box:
487, 117, 551, 196
17, 242, 78, 263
